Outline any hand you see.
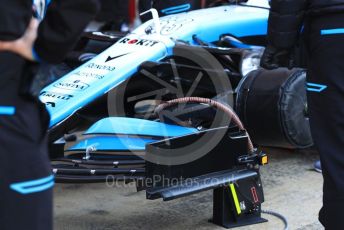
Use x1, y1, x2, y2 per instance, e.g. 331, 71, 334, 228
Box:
260, 45, 294, 70
0, 18, 39, 61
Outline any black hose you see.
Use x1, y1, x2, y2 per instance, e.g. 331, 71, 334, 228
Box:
262, 209, 289, 230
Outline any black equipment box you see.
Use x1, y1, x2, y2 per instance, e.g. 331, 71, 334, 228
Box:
145, 127, 267, 228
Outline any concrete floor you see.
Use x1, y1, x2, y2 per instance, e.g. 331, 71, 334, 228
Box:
54, 148, 324, 230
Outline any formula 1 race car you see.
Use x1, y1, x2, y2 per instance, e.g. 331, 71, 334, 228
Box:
43, 1, 307, 228
42, 0, 311, 150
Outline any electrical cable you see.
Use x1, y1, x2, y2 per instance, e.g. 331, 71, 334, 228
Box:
237, 3, 270, 10
207, 0, 270, 10
233, 182, 289, 230
231, 175, 289, 230
262, 209, 289, 230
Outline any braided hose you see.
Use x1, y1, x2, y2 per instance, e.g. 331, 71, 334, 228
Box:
155, 97, 255, 153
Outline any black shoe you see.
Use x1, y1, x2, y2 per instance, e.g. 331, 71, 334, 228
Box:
314, 160, 322, 173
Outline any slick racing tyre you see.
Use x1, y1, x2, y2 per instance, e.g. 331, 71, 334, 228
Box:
236, 68, 313, 149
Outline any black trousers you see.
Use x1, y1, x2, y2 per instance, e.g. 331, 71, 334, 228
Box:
0, 52, 53, 230
307, 14, 344, 229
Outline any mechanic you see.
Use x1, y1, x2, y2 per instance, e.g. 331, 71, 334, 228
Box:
0, 1, 99, 229
96, 0, 130, 31
260, 0, 344, 228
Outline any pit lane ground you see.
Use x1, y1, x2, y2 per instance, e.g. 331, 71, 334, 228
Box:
54, 148, 323, 230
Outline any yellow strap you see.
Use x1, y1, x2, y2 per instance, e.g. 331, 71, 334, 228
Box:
230, 183, 242, 215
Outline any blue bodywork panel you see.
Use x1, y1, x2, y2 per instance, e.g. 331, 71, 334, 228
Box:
40, 2, 269, 128
67, 136, 155, 152
85, 117, 198, 137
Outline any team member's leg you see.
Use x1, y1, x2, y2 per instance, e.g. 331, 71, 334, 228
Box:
0, 52, 53, 230
307, 14, 344, 229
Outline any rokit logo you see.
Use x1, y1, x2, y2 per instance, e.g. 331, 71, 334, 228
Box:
119, 38, 159, 47
53, 80, 89, 91
40, 91, 73, 100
